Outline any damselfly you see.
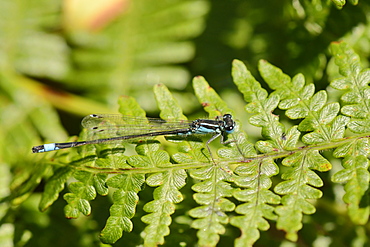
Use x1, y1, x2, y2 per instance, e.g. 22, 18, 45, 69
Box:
32, 114, 236, 156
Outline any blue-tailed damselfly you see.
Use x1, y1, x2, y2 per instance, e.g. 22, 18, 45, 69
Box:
32, 114, 236, 155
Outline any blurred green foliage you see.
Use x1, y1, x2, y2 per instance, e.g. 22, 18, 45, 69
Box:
1, 0, 370, 246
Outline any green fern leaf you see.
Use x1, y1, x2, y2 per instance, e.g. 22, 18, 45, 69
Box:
193, 76, 234, 118
232, 59, 268, 103
154, 84, 187, 120
100, 177, 144, 243
253, 59, 338, 240
63, 178, 95, 218
64, 155, 108, 218
142, 169, 187, 246
230, 60, 285, 246
62, 141, 111, 217
233, 60, 286, 149
218, 131, 255, 162
329, 41, 370, 224
258, 60, 332, 137
274, 149, 331, 241
231, 159, 280, 247
178, 77, 238, 247
39, 167, 73, 211
332, 145, 370, 224
136, 84, 189, 246
118, 95, 147, 118
189, 165, 235, 247
330, 42, 370, 133
99, 191, 135, 242
259, 59, 348, 140
99, 97, 148, 243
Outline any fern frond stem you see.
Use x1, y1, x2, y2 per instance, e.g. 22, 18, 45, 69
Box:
239, 133, 370, 163
44, 133, 370, 174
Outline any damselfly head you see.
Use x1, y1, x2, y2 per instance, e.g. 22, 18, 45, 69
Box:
222, 114, 235, 133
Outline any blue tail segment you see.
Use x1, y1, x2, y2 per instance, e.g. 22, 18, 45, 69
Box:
32, 143, 58, 153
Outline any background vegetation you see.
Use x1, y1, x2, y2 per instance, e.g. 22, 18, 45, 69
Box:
1, 0, 369, 246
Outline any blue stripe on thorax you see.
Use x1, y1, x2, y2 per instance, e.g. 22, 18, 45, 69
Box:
194, 124, 220, 134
